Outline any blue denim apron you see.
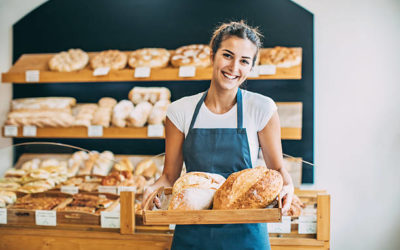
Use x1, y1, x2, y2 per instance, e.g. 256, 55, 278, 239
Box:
171, 89, 270, 250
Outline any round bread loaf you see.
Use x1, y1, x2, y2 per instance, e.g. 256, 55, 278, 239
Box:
171, 44, 211, 67
213, 166, 283, 209
90, 50, 127, 70
259, 47, 302, 68
49, 49, 89, 72
168, 172, 226, 210
128, 48, 170, 68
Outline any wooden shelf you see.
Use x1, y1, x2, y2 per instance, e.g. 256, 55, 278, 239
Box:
1, 52, 302, 83
2, 126, 301, 140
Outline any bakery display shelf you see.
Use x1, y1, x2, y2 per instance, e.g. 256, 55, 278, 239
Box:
2, 125, 164, 139
142, 187, 282, 225
2, 126, 300, 140
1, 53, 301, 83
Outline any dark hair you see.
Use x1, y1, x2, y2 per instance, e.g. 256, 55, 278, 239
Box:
209, 20, 263, 66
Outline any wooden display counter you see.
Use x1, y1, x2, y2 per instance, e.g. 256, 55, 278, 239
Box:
0, 190, 329, 250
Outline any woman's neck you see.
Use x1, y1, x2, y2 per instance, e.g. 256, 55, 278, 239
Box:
205, 84, 238, 114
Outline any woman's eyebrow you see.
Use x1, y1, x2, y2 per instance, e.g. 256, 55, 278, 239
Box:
222, 49, 251, 59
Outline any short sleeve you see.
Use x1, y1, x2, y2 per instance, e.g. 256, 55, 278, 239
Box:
166, 100, 185, 133
251, 94, 278, 132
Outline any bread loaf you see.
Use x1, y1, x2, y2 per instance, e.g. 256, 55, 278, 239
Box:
213, 166, 283, 209
127, 101, 153, 127
168, 172, 225, 211
134, 158, 157, 178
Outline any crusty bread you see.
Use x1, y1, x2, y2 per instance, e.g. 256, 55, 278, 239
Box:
134, 158, 157, 178
213, 166, 283, 209
168, 172, 225, 211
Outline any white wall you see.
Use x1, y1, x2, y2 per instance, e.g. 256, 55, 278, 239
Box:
293, 0, 400, 249
1, 0, 399, 249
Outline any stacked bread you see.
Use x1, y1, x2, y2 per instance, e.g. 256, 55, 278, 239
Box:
259, 47, 302, 68
168, 172, 226, 210
112, 87, 171, 127
6, 97, 76, 127
73, 97, 117, 127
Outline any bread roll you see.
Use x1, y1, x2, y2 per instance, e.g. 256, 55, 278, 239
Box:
112, 100, 134, 127
128, 87, 171, 105
134, 158, 157, 178
148, 99, 170, 125
168, 172, 225, 211
127, 101, 153, 127
213, 166, 283, 209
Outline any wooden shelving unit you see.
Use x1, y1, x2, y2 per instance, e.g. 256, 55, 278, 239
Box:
1, 52, 302, 83
2, 126, 300, 140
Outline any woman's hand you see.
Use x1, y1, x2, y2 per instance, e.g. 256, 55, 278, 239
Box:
280, 183, 294, 215
142, 184, 161, 209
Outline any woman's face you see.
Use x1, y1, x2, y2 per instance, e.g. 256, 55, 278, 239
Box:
211, 36, 257, 91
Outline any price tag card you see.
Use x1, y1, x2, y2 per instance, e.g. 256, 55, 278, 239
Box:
25, 70, 40, 82
134, 67, 151, 78
298, 222, 317, 234
93, 67, 110, 76
4, 125, 18, 137
35, 210, 56, 226
258, 65, 277, 75
88, 125, 103, 137
267, 216, 291, 233
299, 215, 317, 223
61, 185, 79, 195
98, 185, 117, 194
101, 211, 120, 228
248, 66, 259, 77
0, 208, 7, 224
147, 124, 164, 137
169, 224, 176, 230
179, 66, 196, 77
117, 186, 136, 195
23, 125, 37, 137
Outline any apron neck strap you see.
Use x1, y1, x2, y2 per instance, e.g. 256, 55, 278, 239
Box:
188, 88, 243, 130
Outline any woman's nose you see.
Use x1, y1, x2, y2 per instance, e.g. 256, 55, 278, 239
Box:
229, 59, 240, 73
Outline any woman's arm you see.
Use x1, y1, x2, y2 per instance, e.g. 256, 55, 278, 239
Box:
258, 111, 294, 214
142, 117, 185, 208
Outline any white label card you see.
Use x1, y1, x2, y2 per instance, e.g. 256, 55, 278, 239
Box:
98, 185, 117, 194
35, 210, 56, 226
93, 67, 110, 76
0, 208, 7, 224
258, 65, 277, 75
23, 125, 37, 137
298, 222, 317, 234
169, 224, 176, 230
248, 66, 260, 77
88, 125, 103, 137
147, 124, 164, 137
25, 70, 40, 82
178, 66, 196, 77
4, 125, 18, 137
117, 186, 136, 195
101, 211, 120, 228
60, 185, 79, 194
299, 215, 317, 223
134, 67, 151, 78
267, 216, 291, 233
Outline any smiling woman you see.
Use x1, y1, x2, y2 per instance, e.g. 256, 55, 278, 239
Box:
143, 20, 294, 250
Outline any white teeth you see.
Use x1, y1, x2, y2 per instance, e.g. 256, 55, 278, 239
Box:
222, 72, 238, 80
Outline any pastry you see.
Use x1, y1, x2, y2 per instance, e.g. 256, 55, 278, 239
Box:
112, 100, 134, 127
90, 50, 127, 70
128, 87, 171, 105
134, 158, 157, 178
92, 151, 115, 176
148, 99, 170, 125
127, 101, 153, 127
259, 47, 302, 68
213, 166, 283, 209
11, 97, 76, 111
48, 49, 89, 72
128, 48, 170, 68
171, 44, 211, 67
113, 158, 134, 172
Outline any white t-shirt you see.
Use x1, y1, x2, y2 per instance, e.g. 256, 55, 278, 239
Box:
166, 89, 277, 166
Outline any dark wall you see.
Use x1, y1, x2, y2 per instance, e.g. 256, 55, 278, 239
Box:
12, 0, 314, 183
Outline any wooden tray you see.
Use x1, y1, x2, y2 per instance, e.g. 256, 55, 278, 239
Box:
142, 187, 282, 225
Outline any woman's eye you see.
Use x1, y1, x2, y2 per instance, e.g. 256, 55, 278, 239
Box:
241, 59, 250, 65
223, 53, 232, 59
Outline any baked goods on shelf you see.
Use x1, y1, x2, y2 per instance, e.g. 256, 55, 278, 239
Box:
259, 47, 302, 68
112, 100, 135, 127
92, 97, 117, 127
57, 193, 115, 215
148, 99, 170, 125
11, 97, 76, 111
128, 48, 170, 68
171, 44, 211, 67
213, 166, 283, 209
127, 101, 153, 127
90, 50, 128, 70
48, 49, 89, 72
128, 87, 171, 105
168, 172, 226, 210
9, 195, 67, 210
